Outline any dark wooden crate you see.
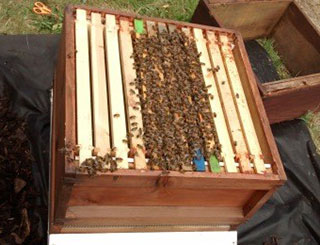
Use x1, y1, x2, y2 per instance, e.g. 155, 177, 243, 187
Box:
50, 5, 286, 233
192, 0, 320, 123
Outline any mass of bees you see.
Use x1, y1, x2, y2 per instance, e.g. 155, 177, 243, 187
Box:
79, 28, 222, 175
131, 28, 221, 171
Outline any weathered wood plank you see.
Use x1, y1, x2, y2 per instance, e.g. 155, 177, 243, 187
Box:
263, 73, 320, 94
207, 0, 291, 40
105, 14, 129, 168
119, 18, 146, 169
75, 9, 93, 163
90, 12, 110, 156
262, 73, 320, 124
193, 28, 237, 173
220, 33, 265, 174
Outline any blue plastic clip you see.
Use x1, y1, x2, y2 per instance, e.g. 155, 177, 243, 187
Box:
193, 149, 205, 172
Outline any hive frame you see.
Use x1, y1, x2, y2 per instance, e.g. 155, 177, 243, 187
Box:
50, 5, 286, 233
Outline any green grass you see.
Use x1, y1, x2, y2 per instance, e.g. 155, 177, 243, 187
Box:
302, 111, 320, 154
257, 38, 292, 80
0, 0, 198, 34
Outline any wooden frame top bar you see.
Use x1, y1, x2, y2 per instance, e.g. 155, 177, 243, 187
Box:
60, 5, 286, 180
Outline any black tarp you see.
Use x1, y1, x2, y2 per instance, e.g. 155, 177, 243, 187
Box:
0, 35, 319, 244
244, 40, 280, 84
238, 120, 320, 244
0, 35, 59, 244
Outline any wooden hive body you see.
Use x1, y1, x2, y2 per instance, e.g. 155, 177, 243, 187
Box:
192, 0, 320, 124
50, 5, 286, 233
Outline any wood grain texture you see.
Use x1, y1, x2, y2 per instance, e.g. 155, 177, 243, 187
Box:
191, 0, 220, 27
220, 34, 265, 174
75, 9, 93, 163
73, 170, 283, 190
263, 74, 320, 124
191, 0, 320, 123
64, 8, 77, 174
105, 14, 129, 168
66, 206, 242, 220
50, 5, 78, 233
207, 0, 291, 39
243, 188, 276, 219
271, 3, 320, 76
207, 31, 252, 173
51, 6, 286, 233
63, 206, 243, 228
263, 73, 320, 94
119, 18, 146, 169
60, 222, 231, 233
193, 28, 237, 173
193, 0, 320, 76
232, 33, 286, 179
68, 186, 254, 207
90, 12, 110, 156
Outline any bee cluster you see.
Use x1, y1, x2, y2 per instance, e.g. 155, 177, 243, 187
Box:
132, 28, 222, 171
79, 153, 117, 175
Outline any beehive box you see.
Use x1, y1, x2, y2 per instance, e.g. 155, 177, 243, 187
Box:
50, 5, 286, 233
192, 0, 320, 123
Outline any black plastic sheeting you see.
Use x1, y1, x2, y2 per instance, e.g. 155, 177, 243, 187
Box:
239, 120, 320, 244
0, 35, 319, 244
239, 40, 320, 244
0, 35, 59, 244
245, 40, 280, 84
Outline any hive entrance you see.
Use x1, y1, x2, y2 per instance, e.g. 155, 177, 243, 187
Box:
74, 9, 269, 174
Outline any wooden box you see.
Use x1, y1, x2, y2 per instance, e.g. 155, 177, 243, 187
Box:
192, 0, 320, 123
50, 5, 286, 233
